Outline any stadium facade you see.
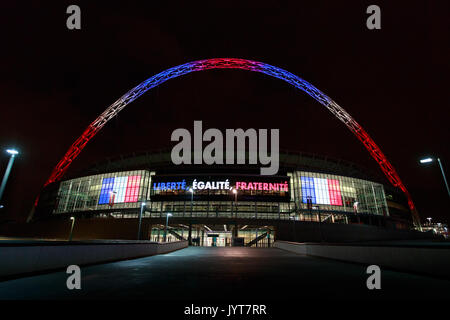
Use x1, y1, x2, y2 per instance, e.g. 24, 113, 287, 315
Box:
34, 150, 413, 246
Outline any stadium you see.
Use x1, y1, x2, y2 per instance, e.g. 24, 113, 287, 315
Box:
31, 149, 419, 246
9, 58, 430, 244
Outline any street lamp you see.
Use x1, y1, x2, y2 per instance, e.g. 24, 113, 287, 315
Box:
420, 158, 433, 164
232, 188, 237, 218
188, 187, 194, 246
0, 148, 19, 205
419, 157, 450, 199
353, 201, 359, 214
164, 212, 173, 242
137, 201, 146, 240
427, 217, 432, 225
108, 190, 117, 208
188, 187, 194, 216
231, 188, 239, 244
69, 216, 76, 241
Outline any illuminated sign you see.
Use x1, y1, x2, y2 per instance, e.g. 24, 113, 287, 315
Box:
98, 175, 141, 204
151, 175, 290, 202
153, 179, 231, 191
301, 176, 342, 206
235, 181, 288, 192
152, 179, 289, 192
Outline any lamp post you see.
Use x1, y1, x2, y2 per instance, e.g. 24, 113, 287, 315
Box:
231, 188, 238, 244
232, 188, 237, 218
0, 149, 19, 205
189, 187, 194, 216
137, 201, 146, 240
420, 157, 450, 199
164, 213, 173, 242
69, 216, 75, 241
353, 201, 360, 224
188, 187, 194, 245
108, 190, 117, 208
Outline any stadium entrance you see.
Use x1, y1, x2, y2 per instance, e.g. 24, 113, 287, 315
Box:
150, 224, 274, 247
205, 231, 231, 247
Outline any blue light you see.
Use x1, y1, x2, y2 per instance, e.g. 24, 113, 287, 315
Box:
98, 177, 115, 205
301, 176, 316, 204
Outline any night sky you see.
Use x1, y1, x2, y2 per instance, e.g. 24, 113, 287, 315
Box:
0, 1, 449, 224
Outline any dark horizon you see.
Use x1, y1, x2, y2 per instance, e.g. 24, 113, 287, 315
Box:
0, 1, 449, 224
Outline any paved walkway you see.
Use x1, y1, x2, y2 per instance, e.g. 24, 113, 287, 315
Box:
0, 247, 448, 300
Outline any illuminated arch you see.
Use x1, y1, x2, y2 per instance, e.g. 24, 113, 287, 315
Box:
43, 58, 418, 222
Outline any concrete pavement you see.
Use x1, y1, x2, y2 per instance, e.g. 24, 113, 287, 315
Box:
0, 246, 448, 300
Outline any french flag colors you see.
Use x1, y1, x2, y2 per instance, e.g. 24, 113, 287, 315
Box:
98, 175, 141, 205
301, 176, 343, 206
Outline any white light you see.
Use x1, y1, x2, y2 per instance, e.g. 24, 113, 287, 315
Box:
420, 158, 433, 164
6, 149, 18, 155
141, 202, 146, 206
70, 216, 75, 220
232, 188, 237, 194
167, 213, 172, 217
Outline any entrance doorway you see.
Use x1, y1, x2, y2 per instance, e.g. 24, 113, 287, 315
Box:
206, 231, 232, 247
150, 223, 275, 247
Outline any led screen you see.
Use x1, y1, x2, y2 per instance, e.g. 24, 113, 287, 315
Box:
301, 176, 342, 206
98, 175, 141, 205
